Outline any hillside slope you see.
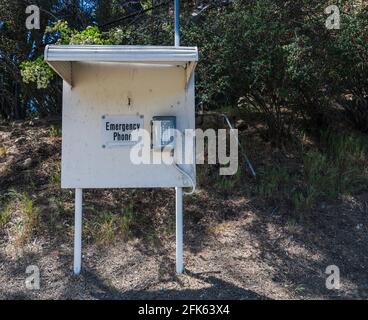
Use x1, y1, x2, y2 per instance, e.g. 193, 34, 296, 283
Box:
0, 120, 368, 299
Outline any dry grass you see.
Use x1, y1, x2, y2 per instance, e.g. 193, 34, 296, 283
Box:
15, 193, 40, 245
85, 205, 136, 246
0, 145, 6, 157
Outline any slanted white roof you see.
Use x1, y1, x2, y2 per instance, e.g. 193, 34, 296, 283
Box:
44, 45, 198, 87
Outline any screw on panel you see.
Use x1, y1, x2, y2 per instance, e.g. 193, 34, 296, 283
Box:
102, 115, 105, 119
102, 145, 106, 149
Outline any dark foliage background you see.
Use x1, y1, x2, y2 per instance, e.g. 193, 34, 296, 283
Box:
0, 0, 367, 140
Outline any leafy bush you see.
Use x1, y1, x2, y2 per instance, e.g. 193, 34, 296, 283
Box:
183, 1, 368, 139
331, 10, 368, 132
46, 21, 109, 45
20, 56, 54, 89
20, 21, 110, 89
19, 1, 368, 139
183, 0, 335, 142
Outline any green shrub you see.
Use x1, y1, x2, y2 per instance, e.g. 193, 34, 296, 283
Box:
20, 56, 54, 89
20, 21, 110, 89
18, 1, 368, 140
331, 9, 368, 132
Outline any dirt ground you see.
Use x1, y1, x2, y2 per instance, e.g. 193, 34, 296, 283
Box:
1, 120, 368, 300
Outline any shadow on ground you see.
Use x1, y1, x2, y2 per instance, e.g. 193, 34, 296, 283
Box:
1, 265, 268, 300
86, 268, 267, 300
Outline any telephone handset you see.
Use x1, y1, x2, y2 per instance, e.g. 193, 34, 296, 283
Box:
151, 116, 176, 151
151, 115, 195, 194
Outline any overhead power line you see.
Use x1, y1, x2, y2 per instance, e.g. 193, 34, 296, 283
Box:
99, 0, 234, 31
99, 0, 172, 30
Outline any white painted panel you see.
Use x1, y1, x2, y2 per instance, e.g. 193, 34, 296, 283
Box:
61, 62, 196, 188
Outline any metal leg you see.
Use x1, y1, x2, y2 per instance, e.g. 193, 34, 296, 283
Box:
74, 188, 83, 275
176, 187, 184, 273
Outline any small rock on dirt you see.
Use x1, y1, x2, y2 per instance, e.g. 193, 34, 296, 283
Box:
14, 137, 26, 144
21, 158, 32, 169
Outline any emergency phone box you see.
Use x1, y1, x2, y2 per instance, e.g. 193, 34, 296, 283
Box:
44, 45, 198, 189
